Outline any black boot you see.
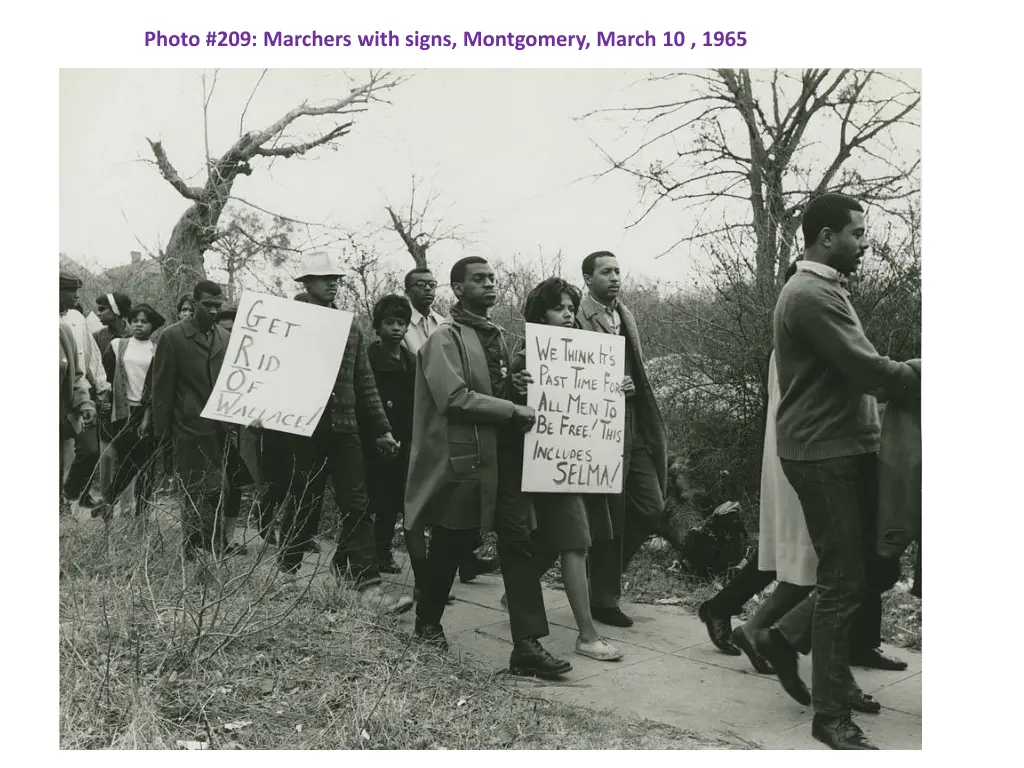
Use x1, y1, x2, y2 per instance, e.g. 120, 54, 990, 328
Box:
812, 714, 878, 750
413, 621, 448, 651
509, 638, 572, 679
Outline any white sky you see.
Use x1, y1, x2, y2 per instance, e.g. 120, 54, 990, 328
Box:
60, 68, 920, 288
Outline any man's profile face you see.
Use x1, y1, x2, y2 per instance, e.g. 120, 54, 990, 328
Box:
60, 287, 80, 312
585, 256, 621, 302
827, 211, 869, 276
453, 262, 497, 309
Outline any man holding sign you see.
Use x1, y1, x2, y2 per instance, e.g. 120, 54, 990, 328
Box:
577, 251, 669, 628
263, 252, 410, 615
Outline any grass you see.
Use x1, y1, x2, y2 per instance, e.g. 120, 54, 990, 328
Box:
59, 496, 744, 750
542, 539, 922, 652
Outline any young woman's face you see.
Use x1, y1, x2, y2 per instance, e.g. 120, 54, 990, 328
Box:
543, 292, 576, 328
178, 303, 194, 321
378, 317, 409, 345
131, 315, 154, 340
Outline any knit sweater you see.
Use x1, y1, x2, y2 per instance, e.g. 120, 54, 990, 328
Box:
772, 263, 920, 461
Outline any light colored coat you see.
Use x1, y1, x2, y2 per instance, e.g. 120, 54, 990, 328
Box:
60, 324, 92, 440
404, 317, 515, 533
758, 351, 817, 586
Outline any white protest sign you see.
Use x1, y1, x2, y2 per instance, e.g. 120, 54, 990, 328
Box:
200, 291, 353, 436
521, 323, 626, 493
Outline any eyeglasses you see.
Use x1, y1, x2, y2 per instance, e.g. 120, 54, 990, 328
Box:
411, 280, 437, 290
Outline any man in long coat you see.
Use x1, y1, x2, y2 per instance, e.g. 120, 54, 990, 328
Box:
576, 251, 668, 628
152, 280, 231, 557
404, 256, 570, 680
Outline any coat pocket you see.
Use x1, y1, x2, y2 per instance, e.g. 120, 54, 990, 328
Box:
449, 440, 479, 474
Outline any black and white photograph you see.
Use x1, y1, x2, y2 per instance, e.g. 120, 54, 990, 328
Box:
57, 66, 922, 750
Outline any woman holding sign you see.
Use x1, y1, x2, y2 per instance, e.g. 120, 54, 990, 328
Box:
512, 277, 623, 662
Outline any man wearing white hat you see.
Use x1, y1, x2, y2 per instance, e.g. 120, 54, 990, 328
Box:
265, 251, 412, 614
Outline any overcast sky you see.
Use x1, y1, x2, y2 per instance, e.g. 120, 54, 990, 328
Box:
59, 69, 920, 289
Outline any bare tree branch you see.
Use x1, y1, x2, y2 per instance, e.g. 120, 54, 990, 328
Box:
146, 139, 204, 200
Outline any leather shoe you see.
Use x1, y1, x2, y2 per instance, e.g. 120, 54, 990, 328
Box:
849, 690, 882, 714
851, 647, 908, 671
697, 602, 741, 655
730, 625, 774, 674
812, 714, 878, 750
414, 622, 449, 651
591, 605, 634, 627
751, 629, 810, 706
509, 638, 572, 679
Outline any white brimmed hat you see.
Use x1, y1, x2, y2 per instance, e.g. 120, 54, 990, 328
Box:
294, 251, 344, 281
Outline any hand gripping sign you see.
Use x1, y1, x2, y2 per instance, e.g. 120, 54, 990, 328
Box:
521, 323, 626, 493
201, 291, 353, 436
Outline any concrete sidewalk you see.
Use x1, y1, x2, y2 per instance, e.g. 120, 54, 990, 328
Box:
382, 568, 922, 750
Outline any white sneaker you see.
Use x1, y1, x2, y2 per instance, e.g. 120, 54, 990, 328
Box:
575, 636, 624, 661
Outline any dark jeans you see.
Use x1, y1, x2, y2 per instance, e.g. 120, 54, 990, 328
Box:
776, 555, 901, 655
417, 442, 549, 643
63, 421, 101, 501
778, 453, 880, 718
705, 550, 777, 616
589, 446, 665, 608
276, 428, 379, 588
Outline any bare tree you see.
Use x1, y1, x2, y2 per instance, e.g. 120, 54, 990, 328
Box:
337, 233, 401, 319
146, 70, 402, 302
207, 209, 298, 303
385, 174, 466, 269
582, 68, 920, 288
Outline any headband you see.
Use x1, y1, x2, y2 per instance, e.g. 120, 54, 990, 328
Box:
106, 294, 121, 316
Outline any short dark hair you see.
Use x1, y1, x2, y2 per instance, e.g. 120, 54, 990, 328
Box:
217, 307, 237, 322
450, 256, 489, 285
372, 294, 413, 330
193, 280, 223, 301
127, 303, 166, 330
523, 278, 583, 325
176, 294, 194, 313
97, 291, 132, 317
404, 268, 434, 290
800, 193, 864, 246
582, 251, 617, 277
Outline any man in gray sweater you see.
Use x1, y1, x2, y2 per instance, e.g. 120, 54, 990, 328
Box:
754, 193, 920, 750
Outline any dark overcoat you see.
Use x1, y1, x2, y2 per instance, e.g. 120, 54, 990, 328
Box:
151, 317, 231, 495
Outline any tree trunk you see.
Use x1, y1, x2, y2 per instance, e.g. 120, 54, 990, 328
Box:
159, 178, 233, 306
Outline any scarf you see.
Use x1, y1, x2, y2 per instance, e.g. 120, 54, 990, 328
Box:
450, 302, 513, 400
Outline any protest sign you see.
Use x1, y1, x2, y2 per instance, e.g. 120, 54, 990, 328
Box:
200, 291, 353, 436
521, 323, 626, 493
